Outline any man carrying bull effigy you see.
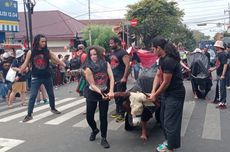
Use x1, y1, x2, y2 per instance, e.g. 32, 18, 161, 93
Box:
187, 48, 212, 100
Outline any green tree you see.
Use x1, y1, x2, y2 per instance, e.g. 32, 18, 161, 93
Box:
126, 0, 195, 50
82, 25, 116, 51
171, 24, 196, 51
192, 30, 210, 45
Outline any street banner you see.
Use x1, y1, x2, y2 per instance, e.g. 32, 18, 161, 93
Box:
0, 0, 19, 32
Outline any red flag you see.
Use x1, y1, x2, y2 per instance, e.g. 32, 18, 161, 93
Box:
23, 39, 27, 48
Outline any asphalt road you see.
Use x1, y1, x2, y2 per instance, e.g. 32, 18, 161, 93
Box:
0, 77, 230, 152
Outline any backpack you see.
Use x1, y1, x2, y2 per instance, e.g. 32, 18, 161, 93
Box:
70, 53, 83, 70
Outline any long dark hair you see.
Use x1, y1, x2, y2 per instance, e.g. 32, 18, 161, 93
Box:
32, 34, 48, 51
86, 45, 107, 73
152, 36, 180, 62
110, 37, 121, 46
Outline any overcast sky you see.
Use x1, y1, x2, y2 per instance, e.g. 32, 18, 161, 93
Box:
17, 0, 230, 38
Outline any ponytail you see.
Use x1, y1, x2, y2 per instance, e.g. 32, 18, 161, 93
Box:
164, 42, 181, 62
152, 36, 180, 62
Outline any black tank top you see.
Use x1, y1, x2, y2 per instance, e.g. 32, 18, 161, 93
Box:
31, 49, 51, 78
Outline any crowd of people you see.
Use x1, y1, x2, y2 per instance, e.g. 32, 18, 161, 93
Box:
0, 33, 229, 152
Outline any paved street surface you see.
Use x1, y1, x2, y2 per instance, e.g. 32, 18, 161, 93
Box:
0, 78, 230, 152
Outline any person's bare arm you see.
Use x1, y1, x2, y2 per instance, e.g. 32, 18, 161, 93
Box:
20, 50, 31, 72
149, 72, 172, 102
107, 63, 114, 99
85, 68, 103, 96
120, 55, 130, 82
221, 64, 228, 79
209, 66, 217, 73
180, 61, 190, 71
49, 51, 66, 67
11, 67, 20, 72
154, 73, 172, 97
150, 69, 161, 94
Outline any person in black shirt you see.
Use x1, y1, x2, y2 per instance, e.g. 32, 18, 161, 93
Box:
109, 37, 130, 122
84, 45, 114, 148
149, 36, 185, 152
20, 34, 66, 122
209, 40, 228, 109
225, 43, 230, 88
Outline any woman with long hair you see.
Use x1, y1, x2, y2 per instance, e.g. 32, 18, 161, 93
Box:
149, 36, 185, 152
20, 34, 66, 122
84, 45, 114, 149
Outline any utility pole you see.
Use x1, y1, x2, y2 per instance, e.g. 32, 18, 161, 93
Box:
25, 0, 35, 50
224, 3, 230, 32
126, 24, 129, 47
122, 22, 125, 49
23, 0, 29, 49
88, 0, 92, 45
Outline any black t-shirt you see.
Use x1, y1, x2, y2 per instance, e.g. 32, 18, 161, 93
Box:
31, 49, 51, 78
216, 51, 227, 76
159, 55, 185, 98
110, 49, 128, 81
84, 61, 109, 102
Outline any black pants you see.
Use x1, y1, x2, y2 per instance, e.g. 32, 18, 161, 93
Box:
28, 77, 55, 116
214, 77, 227, 103
114, 82, 127, 116
160, 94, 185, 150
86, 99, 109, 138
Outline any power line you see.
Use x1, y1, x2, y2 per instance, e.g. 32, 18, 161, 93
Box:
184, 17, 229, 24
42, 0, 79, 16
183, 14, 228, 21
176, 0, 224, 6
181, 5, 226, 10
91, 9, 126, 14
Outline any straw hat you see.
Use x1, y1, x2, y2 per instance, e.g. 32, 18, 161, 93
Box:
15, 49, 25, 58
214, 40, 224, 49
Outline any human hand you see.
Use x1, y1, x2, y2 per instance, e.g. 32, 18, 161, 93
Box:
208, 67, 214, 73
120, 77, 127, 83
15, 76, 19, 82
220, 75, 225, 80
106, 91, 114, 100
24, 67, 29, 73
18, 68, 23, 74
148, 93, 156, 103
